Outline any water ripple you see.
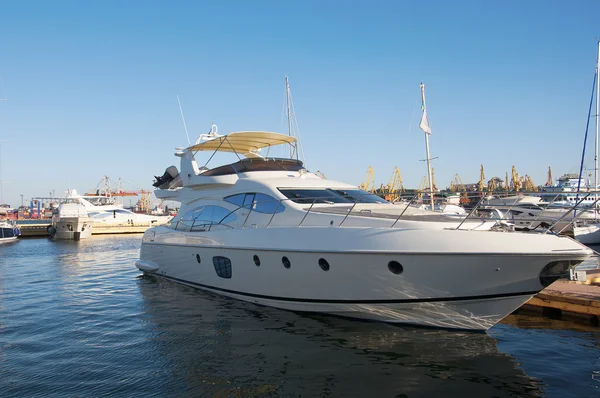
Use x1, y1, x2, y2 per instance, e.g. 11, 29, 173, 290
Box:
0, 235, 597, 397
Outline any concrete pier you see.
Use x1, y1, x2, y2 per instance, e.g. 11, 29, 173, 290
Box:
18, 222, 153, 237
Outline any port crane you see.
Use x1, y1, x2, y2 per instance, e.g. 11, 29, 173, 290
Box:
511, 165, 522, 192
477, 165, 486, 193
546, 166, 553, 186
523, 175, 538, 192
382, 166, 404, 202
449, 173, 470, 205
360, 166, 375, 193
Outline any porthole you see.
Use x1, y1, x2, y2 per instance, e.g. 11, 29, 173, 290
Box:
196, 254, 201, 264
318, 258, 330, 271
282, 256, 291, 269
388, 261, 403, 275
253, 255, 261, 266
212, 256, 232, 279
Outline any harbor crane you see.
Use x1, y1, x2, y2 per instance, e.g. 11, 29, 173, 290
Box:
505, 172, 510, 192
477, 165, 486, 193
523, 175, 538, 192
449, 174, 466, 192
383, 166, 404, 202
511, 165, 522, 192
449, 173, 470, 205
360, 166, 375, 193
546, 166, 553, 186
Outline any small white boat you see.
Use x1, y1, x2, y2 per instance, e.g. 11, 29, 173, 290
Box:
49, 202, 93, 240
0, 219, 20, 243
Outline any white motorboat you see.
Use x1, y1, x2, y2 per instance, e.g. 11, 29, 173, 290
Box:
0, 219, 20, 243
136, 129, 592, 331
481, 195, 596, 233
49, 201, 93, 240
64, 189, 172, 227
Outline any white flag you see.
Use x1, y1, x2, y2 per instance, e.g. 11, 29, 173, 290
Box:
419, 108, 432, 135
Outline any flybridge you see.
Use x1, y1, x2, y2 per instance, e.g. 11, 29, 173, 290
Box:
153, 129, 302, 195
181, 130, 298, 160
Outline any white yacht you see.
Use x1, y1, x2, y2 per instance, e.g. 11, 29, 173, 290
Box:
64, 190, 172, 227
136, 130, 592, 331
481, 195, 596, 233
49, 201, 93, 240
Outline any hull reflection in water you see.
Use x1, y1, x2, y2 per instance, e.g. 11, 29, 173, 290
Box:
138, 275, 543, 397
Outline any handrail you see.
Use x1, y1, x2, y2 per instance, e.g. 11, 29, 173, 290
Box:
542, 193, 591, 234
338, 194, 364, 227
553, 194, 600, 235
390, 192, 420, 228
454, 194, 487, 230
166, 189, 600, 233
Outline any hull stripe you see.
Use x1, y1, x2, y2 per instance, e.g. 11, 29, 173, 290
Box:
150, 273, 539, 304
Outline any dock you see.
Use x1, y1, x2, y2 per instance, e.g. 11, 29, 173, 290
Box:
18, 222, 152, 237
511, 269, 600, 326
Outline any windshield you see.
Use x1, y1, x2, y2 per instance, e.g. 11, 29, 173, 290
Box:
330, 189, 389, 204
278, 188, 389, 204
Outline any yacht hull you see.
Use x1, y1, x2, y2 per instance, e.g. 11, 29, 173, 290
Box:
573, 223, 600, 245
51, 217, 93, 240
138, 226, 591, 330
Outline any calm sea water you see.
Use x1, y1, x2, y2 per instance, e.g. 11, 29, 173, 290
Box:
0, 236, 598, 397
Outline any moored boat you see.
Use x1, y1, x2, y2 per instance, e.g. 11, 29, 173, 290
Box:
136, 128, 593, 331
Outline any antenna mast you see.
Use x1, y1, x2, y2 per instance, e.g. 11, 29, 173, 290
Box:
420, 83, 435, 211
177, 95, 191, 145
595, 41, 599, 206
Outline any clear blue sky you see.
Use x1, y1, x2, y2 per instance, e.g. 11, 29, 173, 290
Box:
0, 0, 599, 207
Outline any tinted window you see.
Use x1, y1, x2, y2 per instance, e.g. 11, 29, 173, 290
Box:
331, 189, 389, 204
243, 193, 255, 208
278, 189, 352, 204
225, 193, 285, 214
213, 256, 232, 278
177, 205, 237, 229
224, 194, 244, 207
253, 193, 285, 214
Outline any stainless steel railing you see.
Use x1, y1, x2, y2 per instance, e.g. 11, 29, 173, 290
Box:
168, 189, 600, 234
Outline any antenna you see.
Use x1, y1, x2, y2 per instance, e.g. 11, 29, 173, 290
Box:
0, 140, 6, 205
177, 95, 191, 145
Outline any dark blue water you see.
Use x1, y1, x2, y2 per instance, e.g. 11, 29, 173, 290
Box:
0, 236, 598, 397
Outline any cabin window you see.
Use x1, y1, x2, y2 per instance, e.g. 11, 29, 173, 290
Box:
278, 188, 389, 204
318, 258, 330, 271
224, 193, 285, 214
278, 189, 350, 204
224, 194, 245, 207
213, 256, 232, 278
331, 189, 389, 204
388, 261, 404, 275
176, 205, 237, 230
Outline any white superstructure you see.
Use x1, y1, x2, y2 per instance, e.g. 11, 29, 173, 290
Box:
65, 189, 172, 227
50, 201, 93, 240
136, 130, 592, 331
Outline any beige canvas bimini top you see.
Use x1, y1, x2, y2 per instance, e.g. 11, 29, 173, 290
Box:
185, 131, 297, 158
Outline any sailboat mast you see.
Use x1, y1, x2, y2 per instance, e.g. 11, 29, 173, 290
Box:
420, 83, 435, 211
285, 76, 292, 137
285, 76, 294, 158
594, 40, 600, 203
